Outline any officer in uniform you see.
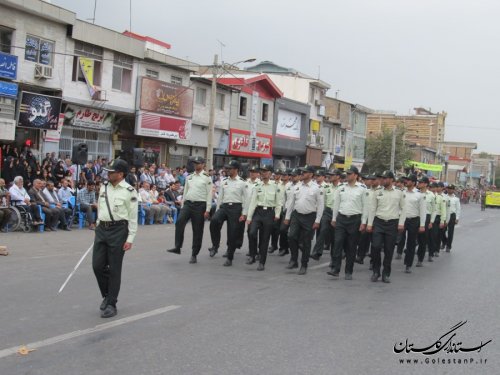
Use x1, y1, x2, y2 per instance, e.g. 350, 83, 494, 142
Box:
396, 174, 426, 273
278, 168, 300, 256
284, 165, 324, 275
445, 185, 461, 252
240, 166, 261, 258
246, 165, 282, 271
328, 165, 368, 279
311, 169, 341, 261
269, 169, 286, 253
429, 182, 446, 260
208, 160, 247, 266
167, 156, 212, 264
439, 182, 450, 251
93, 159, 138, 318
415, 176, 436, 267
367, 170, 406, 283
356, 173, 376, 264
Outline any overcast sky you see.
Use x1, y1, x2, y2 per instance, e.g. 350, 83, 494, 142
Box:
51, 0, 500, 153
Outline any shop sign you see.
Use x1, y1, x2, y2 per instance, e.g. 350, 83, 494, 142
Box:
0, 52, 17, 80
17, 92, 62, 130
64, 105, 114, 130
229, 129, 272, 158
276, 109, 301, 140
135, 111, 191, 140
0, 81, 18, 98
139, 77, 194, 118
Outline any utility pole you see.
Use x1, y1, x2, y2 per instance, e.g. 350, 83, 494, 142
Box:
390, 127, 396, 171
206, 54, 218, 170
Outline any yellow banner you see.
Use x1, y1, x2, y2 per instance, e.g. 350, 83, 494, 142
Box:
407, 160, 443, 172
79, 57, 96, 97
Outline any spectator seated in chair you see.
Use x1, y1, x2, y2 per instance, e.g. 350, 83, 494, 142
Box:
8, 176, 43, 225
138, 182, 169, 224
57, 178, 75, 208
28, 179, 62, 231
43, 180, 72, 230
77, 181, 98, 230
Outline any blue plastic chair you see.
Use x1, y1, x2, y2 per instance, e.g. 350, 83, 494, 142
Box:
37, 205, 45, 232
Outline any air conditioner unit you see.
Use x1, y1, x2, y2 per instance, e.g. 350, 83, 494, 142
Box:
307, 133, 316, 145
34, 64, 53, 79
318, 135, 325, 145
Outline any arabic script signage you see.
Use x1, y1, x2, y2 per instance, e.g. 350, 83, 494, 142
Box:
139, 77, 194, 118
17, 92, 62, 130
229, 129, 272, 158
65, 105, 114, 130
0, 81, 18, 98
276, 109, 301, 140
135, 111, 191, 140
0, 51, 18, 80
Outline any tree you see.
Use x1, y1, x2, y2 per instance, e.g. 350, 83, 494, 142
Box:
478, 152, 493, 159
363, 126, 413, 173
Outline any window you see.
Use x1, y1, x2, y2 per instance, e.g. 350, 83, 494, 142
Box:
216, 93, 225, 111
171, 75, 183, 86
239, 96, 248, 117
0, 26, 13, 53
112, 53, 133, 92
261, 103, 269, 122
72, 41, 103, 86
25, 35, 54, 66
146, 69, 159, 79
195, 87, 207, 106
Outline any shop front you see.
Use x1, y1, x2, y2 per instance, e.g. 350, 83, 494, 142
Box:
272, 98, 309, 170
57, 104, 114, 161
133, 76, 194, 166
0, 51, 18, 146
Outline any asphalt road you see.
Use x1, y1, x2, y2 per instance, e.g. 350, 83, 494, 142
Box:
0, 204, 498, 375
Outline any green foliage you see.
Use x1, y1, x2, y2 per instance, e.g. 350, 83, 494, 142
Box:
363, 126, 413, 173
478, 152, 493, 159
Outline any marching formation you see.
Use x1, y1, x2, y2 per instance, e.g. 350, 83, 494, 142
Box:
166, 158, 462, 283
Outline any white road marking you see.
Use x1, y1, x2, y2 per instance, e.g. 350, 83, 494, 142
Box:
0, 305, 181, 359
309, 262, 330, 270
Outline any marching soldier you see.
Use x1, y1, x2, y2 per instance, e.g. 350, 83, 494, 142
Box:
367, 170, 406, 283
246, 166, 282, 271
278, 168, 300, 256
445, 185, 461, 252
284, 165, 324, 275
429, 182, 446, 260
328, 166, 368, 279
167, 156, 212, 264
396, 174, 426, 273
356, 173, 376, 264
207, 160, 247, 266
93, 159, 138, 318
415, 176, 436, 267
269, 169, 286, 253
311, 169, 341, 261
240, 166, 261, 258
440, 182, 450, 251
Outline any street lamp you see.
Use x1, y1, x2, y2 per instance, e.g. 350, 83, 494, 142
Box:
206, 55, 256, 170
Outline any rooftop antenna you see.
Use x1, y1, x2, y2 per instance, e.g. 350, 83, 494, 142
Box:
318, 65, 321, 80
129, 0, 132, 31
86, 0, 97, 23
216, 39, 226, 63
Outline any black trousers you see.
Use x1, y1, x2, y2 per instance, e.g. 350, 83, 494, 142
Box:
417, 214, 432, 262
312, 208, 333, 257
440, 225, 448, 248
92, 222, 128, 306
209, 203, 242, 260
396, 230, 406, 255
400, 217, 420, 267
447, 213, 457, 249
371, 217, 399, 277
41, 206, 60, 228
430, 215, 441, 256
357, 231, 371, 260
288, 211, 316, 266
248, 207, 274, 264
279, 211, 290, 251
332, 214, 361, 274
270, 212, 282, 250
175, 201, 206, 256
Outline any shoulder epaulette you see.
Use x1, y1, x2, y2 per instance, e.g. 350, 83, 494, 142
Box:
127, 186, 135, 192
